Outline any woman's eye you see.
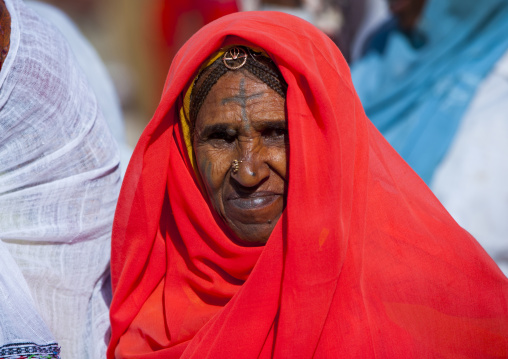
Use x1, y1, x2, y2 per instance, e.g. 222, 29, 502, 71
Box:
208, 131, 235, 143
262, 128, 287, 140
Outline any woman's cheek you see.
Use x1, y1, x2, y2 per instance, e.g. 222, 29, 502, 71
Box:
269, 147, 288, 179
196, 148, 231, 191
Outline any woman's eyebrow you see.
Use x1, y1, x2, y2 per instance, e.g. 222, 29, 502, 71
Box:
252, 120, 287, 130
198, 120, 286, 137
198, 123, 232, 137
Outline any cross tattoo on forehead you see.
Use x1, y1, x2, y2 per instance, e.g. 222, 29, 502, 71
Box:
221, 78, 264, 122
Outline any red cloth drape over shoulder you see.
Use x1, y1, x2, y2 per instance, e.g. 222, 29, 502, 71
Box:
108, 12, 508, 358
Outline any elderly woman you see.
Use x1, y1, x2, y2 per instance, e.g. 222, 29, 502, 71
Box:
108, 11, 508, 358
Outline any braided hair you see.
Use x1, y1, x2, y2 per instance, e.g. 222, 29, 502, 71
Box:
189, 46, 288, 128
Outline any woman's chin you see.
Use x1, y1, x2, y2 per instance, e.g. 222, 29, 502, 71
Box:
222, 198, 284, 245
221, 195, 283, 245
229, 223, 275, 246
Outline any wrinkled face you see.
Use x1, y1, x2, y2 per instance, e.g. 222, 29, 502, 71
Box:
193, 70, 287, 245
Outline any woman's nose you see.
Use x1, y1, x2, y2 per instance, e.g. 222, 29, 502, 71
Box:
231, 145, 270, 188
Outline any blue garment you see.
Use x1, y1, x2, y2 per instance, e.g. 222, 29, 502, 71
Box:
361, 17, 425, 57
351, 0, 508, 183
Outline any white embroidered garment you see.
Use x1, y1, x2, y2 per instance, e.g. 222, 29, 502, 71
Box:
0, 0, 121, 358
0, 241, 60, 358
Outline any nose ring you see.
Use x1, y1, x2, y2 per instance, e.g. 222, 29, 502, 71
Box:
231, 159, 242, 174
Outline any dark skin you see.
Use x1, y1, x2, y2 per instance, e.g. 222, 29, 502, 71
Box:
193, 70, 287, 245
0, 0, 11, 72
386, 0, 427, 31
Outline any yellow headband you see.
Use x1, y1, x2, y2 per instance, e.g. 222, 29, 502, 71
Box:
179, 50, 225, 173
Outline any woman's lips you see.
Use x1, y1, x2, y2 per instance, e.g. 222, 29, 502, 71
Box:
227, 192, 281, 210
227, 191, 282, 210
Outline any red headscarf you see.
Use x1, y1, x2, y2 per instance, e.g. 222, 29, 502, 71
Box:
109, 11, 508, 358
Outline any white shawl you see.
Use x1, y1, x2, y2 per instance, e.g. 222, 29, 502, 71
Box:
0, 0, 121, 357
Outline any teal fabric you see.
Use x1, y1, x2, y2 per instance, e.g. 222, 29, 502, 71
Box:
351, 0, 508, 183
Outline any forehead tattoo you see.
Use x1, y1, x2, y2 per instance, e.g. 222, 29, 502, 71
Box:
221, 78, 264, 123
189, 46, 287, 128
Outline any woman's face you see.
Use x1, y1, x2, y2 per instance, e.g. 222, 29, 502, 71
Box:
193, 70, 287, 245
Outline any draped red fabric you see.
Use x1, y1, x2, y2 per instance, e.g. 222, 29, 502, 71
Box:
108, 12, 508, 358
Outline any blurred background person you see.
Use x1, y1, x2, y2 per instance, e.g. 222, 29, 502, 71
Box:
356, 0, 426, 58
239, 0, 389, 63
339, 0, 389, 62
241, 0, 317, 23
351, 0, 508, 274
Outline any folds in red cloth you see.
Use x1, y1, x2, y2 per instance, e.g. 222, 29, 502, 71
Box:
109, 11, 508, 359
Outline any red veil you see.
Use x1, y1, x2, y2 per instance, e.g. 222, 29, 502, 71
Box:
108, 12, 508, 358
